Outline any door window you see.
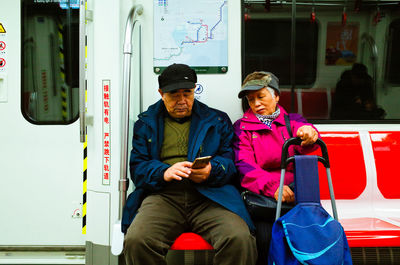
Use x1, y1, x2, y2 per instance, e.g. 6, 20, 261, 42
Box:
22, 0, 79, 124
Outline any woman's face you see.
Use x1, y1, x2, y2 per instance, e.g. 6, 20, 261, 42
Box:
246, 87, 279, 116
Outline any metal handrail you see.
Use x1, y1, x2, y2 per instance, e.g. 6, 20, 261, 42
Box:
119, 5, 143, 220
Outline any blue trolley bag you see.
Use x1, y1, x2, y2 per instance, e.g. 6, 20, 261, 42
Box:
268, 138, 352, 265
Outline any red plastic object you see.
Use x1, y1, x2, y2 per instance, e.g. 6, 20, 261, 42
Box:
342, 218, 400, 247
370, 132, 400, 199
310, 12, 316, 23
373, 11, 382, 25
342, 12, 347, 26
310, 132, 367, 200
170, 232, 213, 250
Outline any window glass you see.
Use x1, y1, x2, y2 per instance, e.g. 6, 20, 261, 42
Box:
244, 19, 318, 86
242, 3, 400, 122
22, 0, 79, 124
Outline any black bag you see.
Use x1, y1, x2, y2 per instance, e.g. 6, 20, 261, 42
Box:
241, 190, 295, 221
240, 114, 298, 222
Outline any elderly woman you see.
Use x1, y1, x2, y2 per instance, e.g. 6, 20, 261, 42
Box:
233, 71, 319, 264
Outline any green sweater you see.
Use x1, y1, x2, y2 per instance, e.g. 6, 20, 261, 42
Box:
160, 116, 191, 165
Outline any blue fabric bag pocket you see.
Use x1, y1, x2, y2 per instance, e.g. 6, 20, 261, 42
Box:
268, 203, 352, 265
268, 155, 352, 265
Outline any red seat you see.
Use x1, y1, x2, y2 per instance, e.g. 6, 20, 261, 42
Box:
370, 131, 400, 199
170, 232, 213, 250
341, 218, 400, 247
311, 132, 366, 199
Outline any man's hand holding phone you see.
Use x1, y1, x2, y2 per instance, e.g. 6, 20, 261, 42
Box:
190, 156, 212, 183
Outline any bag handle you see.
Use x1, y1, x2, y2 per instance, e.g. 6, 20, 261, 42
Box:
276, 137, 338, 221
284, 114, 293, 138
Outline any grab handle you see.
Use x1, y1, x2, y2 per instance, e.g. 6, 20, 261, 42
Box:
281, 137, 330, 169
118, 4, 143, 220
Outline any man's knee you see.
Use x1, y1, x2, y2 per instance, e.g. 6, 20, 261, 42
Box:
213, 223, 255, 250
124, 227, 169, 265
228, 228, 255, 247
124, 230, 142, 254
124, 227, 156, 254
213, 226, 257, 265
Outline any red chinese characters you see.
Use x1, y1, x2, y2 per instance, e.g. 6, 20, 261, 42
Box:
103, 81, 111, 185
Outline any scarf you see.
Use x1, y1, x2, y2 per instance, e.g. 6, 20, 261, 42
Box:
255, 108, 280, 129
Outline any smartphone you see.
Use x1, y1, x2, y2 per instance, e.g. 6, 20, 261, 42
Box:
192, 156, 212, 169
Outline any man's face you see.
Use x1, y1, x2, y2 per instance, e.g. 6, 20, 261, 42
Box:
159, 88, 195, 119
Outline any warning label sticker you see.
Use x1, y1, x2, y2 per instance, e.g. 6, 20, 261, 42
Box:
0, 23, 6, 33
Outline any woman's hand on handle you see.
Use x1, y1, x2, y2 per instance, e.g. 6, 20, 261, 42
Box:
297, 125, 318, 146
274, 185, 295, 203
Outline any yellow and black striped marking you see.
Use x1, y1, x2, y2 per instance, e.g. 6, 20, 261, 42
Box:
82, 137, 87, 234
57, 23, 68, 122
82, 0, 88, 235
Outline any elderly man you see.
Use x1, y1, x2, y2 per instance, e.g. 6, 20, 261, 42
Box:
122, 63, 257, 265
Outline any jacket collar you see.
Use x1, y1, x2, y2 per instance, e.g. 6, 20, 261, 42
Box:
239, 105, 287, 131
138, 99, 213, 123
138, 99, 217, 161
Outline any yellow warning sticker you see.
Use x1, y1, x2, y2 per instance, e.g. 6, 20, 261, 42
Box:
0, 23, 5, 33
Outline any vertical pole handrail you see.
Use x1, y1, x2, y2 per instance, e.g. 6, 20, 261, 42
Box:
290, 0, 296, 113
119, 5, 143, 220
79, 0, 86, 142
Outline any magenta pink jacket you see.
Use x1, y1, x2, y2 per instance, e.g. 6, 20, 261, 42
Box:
233, 106, 319, 197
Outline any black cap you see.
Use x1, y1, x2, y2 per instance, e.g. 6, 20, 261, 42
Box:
158, 64, 197, 93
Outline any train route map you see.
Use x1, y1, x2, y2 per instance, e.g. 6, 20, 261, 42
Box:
153, 0, 228, 73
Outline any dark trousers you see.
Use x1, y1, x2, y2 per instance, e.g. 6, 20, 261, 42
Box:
124, 180, 257, 265
254, 221, 274, 265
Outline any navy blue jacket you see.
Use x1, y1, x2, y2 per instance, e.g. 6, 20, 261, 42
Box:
122, 99, 255, 233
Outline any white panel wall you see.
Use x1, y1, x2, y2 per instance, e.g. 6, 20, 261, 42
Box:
85, 0, 124, 247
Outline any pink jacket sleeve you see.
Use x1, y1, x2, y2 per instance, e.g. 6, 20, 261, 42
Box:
233, 125, 281, 197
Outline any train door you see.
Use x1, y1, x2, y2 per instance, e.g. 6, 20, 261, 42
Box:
0, 0, 85, 263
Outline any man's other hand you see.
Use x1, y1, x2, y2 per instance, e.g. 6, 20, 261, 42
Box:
163, 161, 192, 182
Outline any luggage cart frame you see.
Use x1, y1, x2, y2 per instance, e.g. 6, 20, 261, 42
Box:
275, 137, 338, 221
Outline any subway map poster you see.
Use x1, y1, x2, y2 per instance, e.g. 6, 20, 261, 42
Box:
154, 0, 228, 74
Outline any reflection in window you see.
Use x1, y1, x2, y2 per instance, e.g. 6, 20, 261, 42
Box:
22, 0, 79, 124
331, 63, 386, 120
